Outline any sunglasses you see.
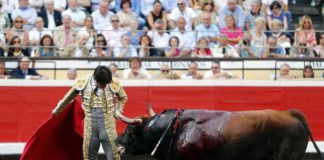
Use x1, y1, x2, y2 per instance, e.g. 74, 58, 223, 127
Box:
111, 20, 119, 23
211, 66, 219, 69
15, 20, 23, 23
177, 3, 184, 6
161, 70, 169, 73
204, 3, 213, 5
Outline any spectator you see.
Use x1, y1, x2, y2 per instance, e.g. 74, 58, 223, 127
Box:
267, 1, 288, 32
294, 15, 316, 47
153, 63, 180, 79
262, 0, 289, 15
29, 0, 44, 12
123, 57, 151, 79
117, 0, 138, 30
5, 15, 29, 48
273, 63, 297, 80
115, 0, 145, 29
54, 0, 67, 12
220, 15, 243, 46
1, 0, 19, 16
195, 12, 220, 47
141, 0, 169, 18
147, 19, 169, 56
303, 65, 314, 79
66, 32, 90, 57
211, 34, 239, 58
165, 36, 182, 57
101, 15, 126, 52
313, 33, 324, 57
62, 0, 86, 29
91, 1, 114, 31
0, 62, 10, 79
147, 0, 168, 30
268, 19, 291, 50
262, 36, 287, 58
170, 16, 196, 55
181, 62, 203, 80
126, 19, 145, 46
168, 0, 197, 31
38, 0, 63, 30
7, 36, 30, 57
192, 37, 213, 58
34, 34, 58, 57
11, 0, 38, 30
189, 0, 202, 11
67, 68, 77, 80
245, 16, 267, 57
80, 16, 97, 50
244, 0, 266, 31
137, 35, 159, 57
218, 0, 245, 29
0, 0, 11, 45
11, 56, 44, 79
196, 0, 219, 27
109, 63, 121, 78
90, 34, 110, 57
113, 34, 138, 57
53, 14, 77, 56
204, 61, 234, 79
29, 17, 52, 54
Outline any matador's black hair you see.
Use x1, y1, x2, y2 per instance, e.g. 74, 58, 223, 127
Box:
93, 65, 112, 84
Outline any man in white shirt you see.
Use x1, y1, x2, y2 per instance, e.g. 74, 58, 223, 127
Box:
29, 17, 52, 55
211, 34, 239, 58
38, 0, 63, 29
62, 0, 86, 29
91, 1, 113, 32
170, 16, 196, 52
148, 19, 170, 55
168, 0, 197, 31
204, 61, 234, 79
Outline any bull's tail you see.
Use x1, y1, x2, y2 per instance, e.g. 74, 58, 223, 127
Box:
289, 109, 324, 160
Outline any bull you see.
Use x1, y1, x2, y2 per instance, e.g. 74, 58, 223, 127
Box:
117, 108, 324, 160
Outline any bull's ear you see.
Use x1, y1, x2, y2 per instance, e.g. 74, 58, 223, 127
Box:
147, 103, 156, 117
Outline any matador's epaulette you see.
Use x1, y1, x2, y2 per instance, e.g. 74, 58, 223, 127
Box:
73, 76, 89, 91
109, 77, 121, 93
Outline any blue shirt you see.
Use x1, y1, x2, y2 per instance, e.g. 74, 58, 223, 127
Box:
195, 24, 220, 46
115, 0, 141, 16
219, 5, 245, 29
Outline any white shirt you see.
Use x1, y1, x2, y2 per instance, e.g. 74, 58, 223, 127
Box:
62, 8, 86, 29
169, 7, 197, 31
54, 0, 67, 11
29, 28, 52, 41
147, 31, 170, 48
170, 28, 196, 49
203, 70, 233, 79
123, 68, 151, 79
101, 26, 126, 47
1, 0, 19, 14
47, 11, 56, 29
91, 10, 113, 31
75, 47, 83, 57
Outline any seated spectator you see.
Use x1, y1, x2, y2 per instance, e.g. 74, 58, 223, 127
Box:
246, 17, 267, 57
11, 0, 38, 30
195, 12, 220, 47
268, 19, 291, 49
62, 0, 86, 29
29, 0, 44, 13
126, 19, 145, 46
147, 0, 168, 30
11, 56, 45, 80
165, 36, 182, 57
211, 34, 239, 58
54, 0, 67, 12
5, 15, 29, 48
244, 0, 266, 31
123, 57, 151, 79
91, 1, 114, 31
7, 36, 30, 57
262, 36, 287, 58
90, 34, 110, 57
117, 0, 138, 30
303, 65, 314, 79
113, 34, 138, 57
272, 63, 297, 80
0, 0, 11, 45
109, 63, 121, 78
181, 62, 203, 80
220, 15, 243, 46
147, 19, 169, 57
0, 62, 10, 79
34, 34, 58, 57
38, 0, 63, 30
196, 0, 219, 27
80, 16, 97, 50
170, 16, 196, 55
218, 0, 245, 29
67, 68, 77, 80
153, 63, 180, 80
65, 32, 90, 57
192, 37, 213, 58
115, 0, 145, 29
266, 1, 288, 32
168, 0, 197, 31
204, 61, 234, 79
137, 35, 159, 57
313, 33, 324, 57
53, 13, 77, 56
29, 17, 52, 54
189, 0, 202, 11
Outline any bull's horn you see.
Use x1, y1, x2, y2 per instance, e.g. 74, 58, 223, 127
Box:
147, 103, 156, 117
115, 110, 142, 124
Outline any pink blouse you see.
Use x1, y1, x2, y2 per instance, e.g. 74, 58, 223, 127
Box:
294, 28, 316, 47
220, 27, 243, 46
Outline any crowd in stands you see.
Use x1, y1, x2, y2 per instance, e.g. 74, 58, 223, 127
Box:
0, 0, 323, 80
0, 0, 322, 58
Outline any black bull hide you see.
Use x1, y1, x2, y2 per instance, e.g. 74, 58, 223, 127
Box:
116, 109, 323, 160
